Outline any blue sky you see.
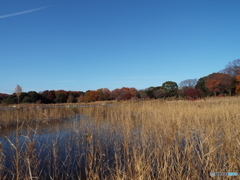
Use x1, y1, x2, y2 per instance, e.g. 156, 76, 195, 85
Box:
1, 0, 240, 94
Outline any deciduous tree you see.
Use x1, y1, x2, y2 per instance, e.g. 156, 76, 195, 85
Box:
117, 87, 129, 100
97, 88, 111, 101
110, 89, 121, 100
84, 90, 98, 102
220, 59, 240, 77
183, 88, 200, 99
129, 87, 138, 98
102, 88, 111, 100
137, 90, 147, 99
179, 79, 197, 89
67, 94, 75, 103
15, 85, 22, 105
235, 74, 240, 94
68, 91, 84, 102
78, 94, 85, 102
205, 73, 233, 96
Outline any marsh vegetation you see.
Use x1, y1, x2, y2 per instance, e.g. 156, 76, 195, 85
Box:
0, 97, 239, 179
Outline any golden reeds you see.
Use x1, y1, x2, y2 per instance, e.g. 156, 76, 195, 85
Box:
0, 104, 82, 127
0, 97, 239, 179
79, 97, 240, 179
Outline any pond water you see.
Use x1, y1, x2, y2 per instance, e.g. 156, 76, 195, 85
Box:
0, 110, 205, 179
0, 114, 126, 179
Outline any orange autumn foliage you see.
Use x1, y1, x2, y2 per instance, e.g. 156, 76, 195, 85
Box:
236, 74, 240, 82
84, 90, 98, 102
206, 73, 233, 96
235, 75, 240, 94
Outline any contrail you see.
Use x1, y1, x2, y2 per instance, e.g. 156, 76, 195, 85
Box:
0, 6, 50, 19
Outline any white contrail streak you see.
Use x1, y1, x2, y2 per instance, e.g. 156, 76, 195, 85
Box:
0, 6, 50, 19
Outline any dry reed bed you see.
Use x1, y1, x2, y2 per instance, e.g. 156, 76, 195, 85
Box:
0, 97, 239, 179
79, 97, 240, 179
0, 105, 80, 127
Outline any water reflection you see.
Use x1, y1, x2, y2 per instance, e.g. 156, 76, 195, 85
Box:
0, 114, 123, 179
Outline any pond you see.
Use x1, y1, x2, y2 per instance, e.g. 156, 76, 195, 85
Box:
0, 114, 127, 179
0, 105, 208, 179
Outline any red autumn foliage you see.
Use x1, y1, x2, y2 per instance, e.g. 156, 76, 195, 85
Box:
119, 87, 131, 100
183, 88, 200, 99
111, 87, 138, 101
129, 87, 138, 97
110, 89, 121, 100
102, 88, 111, 100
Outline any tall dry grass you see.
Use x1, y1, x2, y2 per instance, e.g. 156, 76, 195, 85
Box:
0, 104, 80, 127
0, 97, 239, 179
79, 97, 240, 179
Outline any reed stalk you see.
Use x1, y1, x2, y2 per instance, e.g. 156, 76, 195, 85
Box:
0, 97, 239, 179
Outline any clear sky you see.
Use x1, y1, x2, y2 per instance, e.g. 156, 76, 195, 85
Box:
1, 0, 240, 94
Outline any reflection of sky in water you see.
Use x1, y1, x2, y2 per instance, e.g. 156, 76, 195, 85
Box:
0, 113, 125, 176
0, 110, 208, 179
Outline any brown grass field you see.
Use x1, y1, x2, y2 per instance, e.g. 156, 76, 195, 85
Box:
0, 97, 239, 179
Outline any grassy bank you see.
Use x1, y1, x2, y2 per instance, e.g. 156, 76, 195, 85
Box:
0, 97, 239, 179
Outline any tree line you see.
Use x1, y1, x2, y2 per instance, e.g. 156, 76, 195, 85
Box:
1, 59, 240, 104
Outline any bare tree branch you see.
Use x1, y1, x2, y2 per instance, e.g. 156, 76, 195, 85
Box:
179, 79, 197, 89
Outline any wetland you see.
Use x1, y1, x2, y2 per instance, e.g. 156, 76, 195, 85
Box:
0, 97, 239, 179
